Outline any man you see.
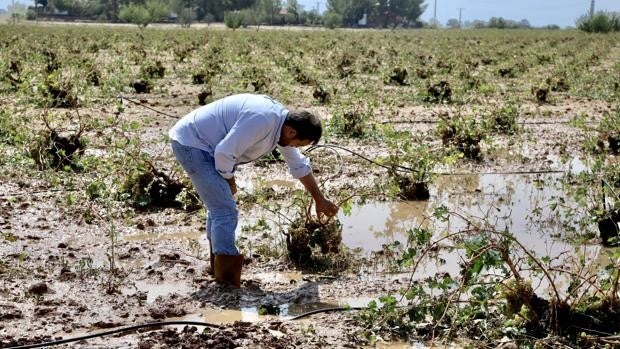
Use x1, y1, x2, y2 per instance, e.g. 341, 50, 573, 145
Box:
169, 94, 339, 287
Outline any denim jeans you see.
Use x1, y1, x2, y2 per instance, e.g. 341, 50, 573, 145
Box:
171, 140, 239, 255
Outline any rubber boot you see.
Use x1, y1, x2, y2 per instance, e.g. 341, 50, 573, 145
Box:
207, 242, 215, 276
214, 254, 244, 287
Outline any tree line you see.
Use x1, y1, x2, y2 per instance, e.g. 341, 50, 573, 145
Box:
24, 0, 426, 28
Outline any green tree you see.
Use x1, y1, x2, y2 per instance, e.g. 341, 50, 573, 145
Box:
327, 0, 371, 26
328, 0, 424, 27
119, 0, 168, 27
287, 0, 298, 23
446, 18, 460, 28
488, 17, 506, 28
255, 0, 279, 25
224, 10, 243, 28
577, 11, 620, 33
194, 0, 256, 21
374, 0, 426, 27
323, 10, 342, 28
170, 0, 195, 26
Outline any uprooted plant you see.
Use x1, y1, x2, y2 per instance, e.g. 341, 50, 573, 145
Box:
486, 103, 520, 135
378, 126, 441, 201
356, 207, 620, 347
29, 110, 88, 171
329, 102, 375, 138
283, 190, 354, 274
119, 160, 200, 210
590, 162, 620, 246
437, 113, 487, 160
598, 108, 620, 155
425, 81, 452, 104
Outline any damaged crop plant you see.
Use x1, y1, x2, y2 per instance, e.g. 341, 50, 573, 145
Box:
356, 208, 620, 347
284, 190, 352, 274
1, 23, 620, 349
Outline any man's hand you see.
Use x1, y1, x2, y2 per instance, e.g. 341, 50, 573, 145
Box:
226, 177, 237, 195
298, 173, 338, 221
315, 197, 339, 220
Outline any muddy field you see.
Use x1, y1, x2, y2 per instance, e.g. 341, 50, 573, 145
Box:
1, 24, 619, 348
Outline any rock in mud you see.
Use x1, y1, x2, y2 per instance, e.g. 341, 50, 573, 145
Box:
33, 306, 55, 316
148, 298, 187, 320
0, 304, 23, 320
28, 282, 49, 295
91, 320, 122, 329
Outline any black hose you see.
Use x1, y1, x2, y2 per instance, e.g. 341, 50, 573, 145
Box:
5, 321, 223, 349
4, 307, 366, 349
306, 144, 565, 176
116, 97, 569, 177
286, 306, 365, 320
119, 95, 179, 119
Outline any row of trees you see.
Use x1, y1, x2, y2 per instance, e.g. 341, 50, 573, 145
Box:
16, 0, 618, 31
30, 0, 316, 26
444, 17, 534, 29
324, 0, 426, 28
27, 0, 428, 28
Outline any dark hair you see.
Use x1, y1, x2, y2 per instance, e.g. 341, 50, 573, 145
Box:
284, 110, 322, 145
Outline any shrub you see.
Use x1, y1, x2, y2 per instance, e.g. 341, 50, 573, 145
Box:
224, 11, 243, 30
488, 104, 519, 135
119, 0, 168, 27
323, 11, 343, 29
26, 9, 37, 20
577, 11, 620, 33
438, 115, 486, 160
119, 4, 151, 27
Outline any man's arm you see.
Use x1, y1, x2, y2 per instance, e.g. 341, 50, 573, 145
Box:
299, 172, 339, 218
226, 177, 237, 195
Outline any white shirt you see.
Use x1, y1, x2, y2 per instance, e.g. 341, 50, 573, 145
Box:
169, 94, 312, 179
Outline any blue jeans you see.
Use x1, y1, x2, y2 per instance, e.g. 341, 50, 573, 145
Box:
171, 140, 239, 255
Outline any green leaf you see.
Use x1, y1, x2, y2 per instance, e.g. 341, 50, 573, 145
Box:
341, 199, 352, 216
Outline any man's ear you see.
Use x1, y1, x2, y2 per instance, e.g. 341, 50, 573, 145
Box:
286, 125, 297, 139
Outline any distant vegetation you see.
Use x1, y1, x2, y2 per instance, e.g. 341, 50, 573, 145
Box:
577, 11, 620, 33
19, 0, 426, 28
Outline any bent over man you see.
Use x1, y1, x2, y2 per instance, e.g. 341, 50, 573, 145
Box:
169, 94, 338, 287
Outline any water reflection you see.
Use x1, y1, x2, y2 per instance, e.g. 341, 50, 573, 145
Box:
338, 171, 603, 296
179, 297, 385, 325
339, 201, 428, 253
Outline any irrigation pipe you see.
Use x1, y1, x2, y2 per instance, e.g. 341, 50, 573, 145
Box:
4, 307, 366, 349
306, 144, 566, 176
118, 95, 179, 119
0, 98, 590, 200
115, 97, 586, 177
380, 119, 599, 125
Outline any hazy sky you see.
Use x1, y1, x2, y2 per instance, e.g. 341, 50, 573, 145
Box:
1, 0, 618, 27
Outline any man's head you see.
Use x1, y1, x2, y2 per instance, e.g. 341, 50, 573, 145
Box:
278, 110, 322, 147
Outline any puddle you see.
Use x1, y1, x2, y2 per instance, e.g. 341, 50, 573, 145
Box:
368, 343, 440, 349
339, 201, 428, 253
342, 172, 591, 255
339, 172, 606, 296
178, 296, 384, 326
545, 155, 588, 174
252, 271, 303, 284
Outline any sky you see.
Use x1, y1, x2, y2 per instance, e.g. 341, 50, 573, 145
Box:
1, 0, 618, 27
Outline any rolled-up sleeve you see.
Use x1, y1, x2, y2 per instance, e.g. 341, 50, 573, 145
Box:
214, 114, 269, 179
277, 145, 312, 179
